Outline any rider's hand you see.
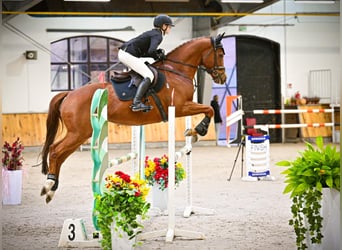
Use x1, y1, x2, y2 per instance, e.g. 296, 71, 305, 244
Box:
157, 49, 165, 54
155, 49, 166, 60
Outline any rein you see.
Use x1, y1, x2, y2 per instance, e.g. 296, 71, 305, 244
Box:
156, 64, 194, 82
156, 35, 226, 87
164, 58, 198, 69
159, 39, 225, 82
163, 50, 219, 75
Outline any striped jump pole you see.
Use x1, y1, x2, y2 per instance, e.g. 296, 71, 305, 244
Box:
252, 109, 333, 114
109, 152, 137, 167
252, 123, 334, 129
225, 96, 336, 143
226, 95, 243, 145
251, 107, 335, 141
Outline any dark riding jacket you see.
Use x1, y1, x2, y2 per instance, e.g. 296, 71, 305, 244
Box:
120, 29, 163, 60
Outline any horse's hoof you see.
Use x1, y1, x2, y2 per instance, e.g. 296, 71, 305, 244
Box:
191, 135, 199, 143
40, 187, 47, 196
184, 128, 194, 137
45, 191, 55, 203
46, 196, 52, 204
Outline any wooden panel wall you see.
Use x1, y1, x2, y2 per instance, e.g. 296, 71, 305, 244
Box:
3, 113, 49, 146
298, 105, 333, 138
2, 113, 216, 147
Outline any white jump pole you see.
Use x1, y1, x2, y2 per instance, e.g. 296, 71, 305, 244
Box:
139, 125, 146, 178
165, 105, 205, 242
131, 125, 145, 177
166, 105, 176, 241
183, 116, 215, 218
138, 92, 204, 243
131, 126, 140, 175
183, 116, 193, 218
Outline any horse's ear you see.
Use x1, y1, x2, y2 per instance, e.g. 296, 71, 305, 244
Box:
215, 33, 225, 44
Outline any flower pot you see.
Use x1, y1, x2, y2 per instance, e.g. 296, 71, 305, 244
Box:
111, 220, 136, 250
306, 188, 340, 250
2, 169, 23, 205
152, 185, 168, 211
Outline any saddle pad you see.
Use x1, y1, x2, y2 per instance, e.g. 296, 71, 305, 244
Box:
111, 70, 166, 101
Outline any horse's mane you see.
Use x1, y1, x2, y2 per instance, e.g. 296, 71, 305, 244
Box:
167, 36, 209, 56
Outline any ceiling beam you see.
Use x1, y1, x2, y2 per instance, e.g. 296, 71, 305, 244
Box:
3, 0, 43, 23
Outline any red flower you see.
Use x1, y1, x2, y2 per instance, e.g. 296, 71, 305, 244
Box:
115, 171, 131, 183
2, 137, 24, 170
154, 165, 168, 187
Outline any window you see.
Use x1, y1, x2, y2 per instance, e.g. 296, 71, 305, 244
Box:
51, 36, 125, 91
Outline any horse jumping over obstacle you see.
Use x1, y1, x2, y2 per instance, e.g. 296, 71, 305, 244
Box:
40, 34, 227, 203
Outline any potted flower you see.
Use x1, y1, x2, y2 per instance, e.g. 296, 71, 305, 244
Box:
145, 154, 186, 191
276, 136, 340, 250
2, 137, 24, 205
144, 154, 186, 210
94, 171, 150, 250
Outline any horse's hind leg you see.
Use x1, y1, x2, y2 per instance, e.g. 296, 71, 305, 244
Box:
41, 132, 87, 203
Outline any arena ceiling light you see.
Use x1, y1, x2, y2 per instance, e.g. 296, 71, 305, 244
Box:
145, 0, 189, 2
64, 0, 111, 2
295, 0, 335, 3
221, 0, 264, 3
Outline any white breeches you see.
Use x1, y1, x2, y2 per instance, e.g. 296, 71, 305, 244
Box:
118, 49, 154, 81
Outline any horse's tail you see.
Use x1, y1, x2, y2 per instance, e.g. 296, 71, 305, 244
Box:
41, 92, 68, 175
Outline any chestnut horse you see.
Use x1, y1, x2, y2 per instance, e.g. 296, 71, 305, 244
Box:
40, 34, 227, 203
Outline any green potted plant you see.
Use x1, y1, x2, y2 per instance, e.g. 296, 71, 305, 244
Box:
94, 170, 150, 250
2, 137, 24, 205
144, 154, 186, 210
277, 136, 340, 250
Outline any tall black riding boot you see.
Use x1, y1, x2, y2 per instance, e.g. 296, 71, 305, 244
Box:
131, 77, 152, 112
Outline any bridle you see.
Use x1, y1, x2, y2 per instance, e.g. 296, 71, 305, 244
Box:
203, 37, 226, 83
157, 37, 226, 83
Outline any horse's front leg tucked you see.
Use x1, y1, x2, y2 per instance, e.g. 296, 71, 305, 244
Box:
41, 173, 59, 203
194, 116, 211, 136
180, 101, 214, 142
184, 116, 211, 143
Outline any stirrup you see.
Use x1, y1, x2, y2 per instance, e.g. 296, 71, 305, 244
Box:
131, 104, 152, 112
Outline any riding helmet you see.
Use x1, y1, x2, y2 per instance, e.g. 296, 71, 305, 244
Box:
153, 14, 174, 28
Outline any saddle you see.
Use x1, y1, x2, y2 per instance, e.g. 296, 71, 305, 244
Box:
110, 64, 167, 121
111, 70, 141, 84
111, 64, 160, 88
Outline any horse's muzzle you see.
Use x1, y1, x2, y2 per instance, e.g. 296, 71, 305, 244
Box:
213, 71, 227, 85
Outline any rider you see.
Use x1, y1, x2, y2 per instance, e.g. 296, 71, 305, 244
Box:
118, 14, 174, 112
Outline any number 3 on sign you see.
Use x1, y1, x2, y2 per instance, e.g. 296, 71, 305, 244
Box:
58, 218, 88, 247
68, 223, 76, 241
